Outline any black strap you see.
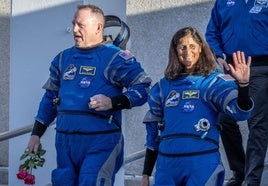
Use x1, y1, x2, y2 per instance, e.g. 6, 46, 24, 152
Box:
158, 148, 218, 157
56, 128, 121, 135
159, 133, 218, 146
158, 133, 219, 157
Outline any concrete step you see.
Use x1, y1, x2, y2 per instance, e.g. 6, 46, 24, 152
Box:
0, 167, 8, 185
125, 175, 154, 186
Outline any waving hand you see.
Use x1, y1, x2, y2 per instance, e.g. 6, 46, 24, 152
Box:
229, 51, 251, 86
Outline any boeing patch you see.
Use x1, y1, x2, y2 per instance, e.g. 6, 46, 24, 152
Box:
165, 90, 180, 107
250, 0, 268, 13
63, 64, 77, 80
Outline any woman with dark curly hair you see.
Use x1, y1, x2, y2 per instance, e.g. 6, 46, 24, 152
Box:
141, 26, 253, 186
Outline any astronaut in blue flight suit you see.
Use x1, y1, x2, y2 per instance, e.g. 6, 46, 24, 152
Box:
141, 27, 253, 186
26, 4, 151, 186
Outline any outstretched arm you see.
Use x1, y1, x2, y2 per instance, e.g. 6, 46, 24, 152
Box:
230, 51, 253, 112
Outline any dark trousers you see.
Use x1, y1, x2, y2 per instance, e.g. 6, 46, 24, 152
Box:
220, 66, 268, 186
219, 113, 245, 177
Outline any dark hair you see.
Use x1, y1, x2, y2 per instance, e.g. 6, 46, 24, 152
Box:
165, 26, 216, 80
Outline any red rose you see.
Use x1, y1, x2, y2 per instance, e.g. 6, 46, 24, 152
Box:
17, 144, 46, 185
16, 169, 28, 180
24, 174, 35, 185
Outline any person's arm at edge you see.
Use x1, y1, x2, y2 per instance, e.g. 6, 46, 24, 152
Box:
141, 148, 158, 186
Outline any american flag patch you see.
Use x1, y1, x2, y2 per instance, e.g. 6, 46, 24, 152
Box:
119, 50, 134, 60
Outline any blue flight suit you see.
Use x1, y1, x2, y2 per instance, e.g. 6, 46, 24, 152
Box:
143, 72, 253, 186
35, 42, 151, 185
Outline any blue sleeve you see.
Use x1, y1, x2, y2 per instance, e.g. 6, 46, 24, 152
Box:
145, 121, 160, 151
204, 74, 253, 121
143, 82, 163, 122
35, 90, 58, 126
205, 1, 225, 57
35, 53, 61, 126
143, 82, 163, 150
106, 50, 152, 107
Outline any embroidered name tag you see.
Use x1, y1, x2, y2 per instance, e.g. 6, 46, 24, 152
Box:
182, 90, 199, 99
79, 66, 96, 76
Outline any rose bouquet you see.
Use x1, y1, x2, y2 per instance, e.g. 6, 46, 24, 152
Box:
16, 144, 46, 185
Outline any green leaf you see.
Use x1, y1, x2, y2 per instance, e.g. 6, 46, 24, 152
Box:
39, 149, 46, 156
28, 160, 35, 168
29, 153, 36, 158
34, 157, 42, 162
36, 161, 45, 167
20, 153, 28, 160
18, 143, 47, 173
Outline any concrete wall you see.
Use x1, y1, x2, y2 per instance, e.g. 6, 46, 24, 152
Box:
0, 0, 10, 184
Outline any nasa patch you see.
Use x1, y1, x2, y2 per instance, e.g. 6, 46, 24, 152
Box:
182, 101, 196, 112
79, 77, 92, 88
